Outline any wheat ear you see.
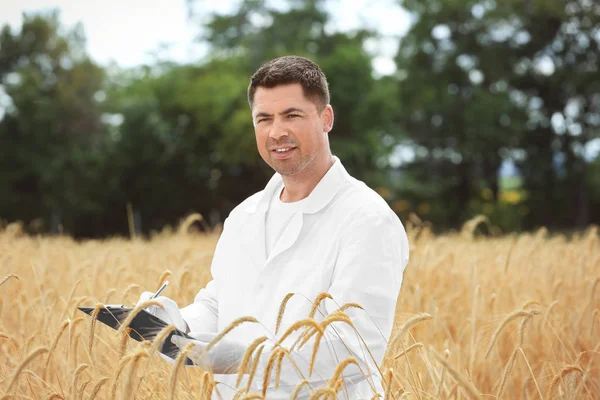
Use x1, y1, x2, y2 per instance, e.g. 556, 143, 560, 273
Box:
326, 357, 359, 390
43, 319, 69, 376
245, 344, 265, 392
87, 377, 109, 400
5, 347, 49, 393
109, 352, 134, 399
236, 336, 268, 388
484, 309, 534, 359
70, 364, 90, 397
158, 270, 172, 287
119, 284, 141, 304
549, 364, 585, 398
88, 303, 104, 354
77, 379, 90, 400
0, 273, 19, 287
239, 394, 264, 400
116, 300, 164, 335
388, 313, 432, 351
149, 324, 177, 355
261, 347, 284, 397
291, 380, 310, 399
309, 293, 333, 319
205, 317, 258, 352
275, 293, 295, 334
275, 319, 324, 347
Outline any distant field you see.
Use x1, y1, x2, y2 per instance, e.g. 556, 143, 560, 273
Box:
0, 218, 598, 399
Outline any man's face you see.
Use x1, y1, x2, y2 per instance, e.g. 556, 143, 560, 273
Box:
251, 84, 333, 177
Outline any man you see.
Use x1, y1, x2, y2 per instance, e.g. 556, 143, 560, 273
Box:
137, 55, 409, 399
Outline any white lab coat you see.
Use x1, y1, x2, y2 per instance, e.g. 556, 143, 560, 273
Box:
180, 156, 409, 399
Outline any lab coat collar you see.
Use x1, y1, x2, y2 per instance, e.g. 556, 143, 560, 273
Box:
246, 155, 348, 215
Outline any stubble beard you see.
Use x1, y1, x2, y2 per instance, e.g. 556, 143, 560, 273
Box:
269, 150, 315, 177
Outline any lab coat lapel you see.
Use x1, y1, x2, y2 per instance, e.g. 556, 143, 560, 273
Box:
265, 212, 303, 265
244, 210, 267, 267
242, 172, 282, 268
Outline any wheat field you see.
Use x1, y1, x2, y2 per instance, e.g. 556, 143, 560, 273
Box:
0, 216, 598, 399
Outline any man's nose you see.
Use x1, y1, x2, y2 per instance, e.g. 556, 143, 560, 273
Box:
269, 119, 289, 140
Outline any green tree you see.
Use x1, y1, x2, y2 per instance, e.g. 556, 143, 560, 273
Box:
0, 11, 106, 233
394, 0, 600, 229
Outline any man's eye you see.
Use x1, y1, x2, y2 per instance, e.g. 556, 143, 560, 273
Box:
257, 118, 270, 124
288, 114, 300, 119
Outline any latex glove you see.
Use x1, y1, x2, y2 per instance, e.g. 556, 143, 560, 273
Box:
171, 332, 247, 374
136, 292, 187, 333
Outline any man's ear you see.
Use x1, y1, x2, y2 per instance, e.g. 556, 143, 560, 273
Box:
322, 104, 334, 133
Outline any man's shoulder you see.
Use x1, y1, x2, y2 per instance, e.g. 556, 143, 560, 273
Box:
335, 175, 398, 220
226, 190, 264, 220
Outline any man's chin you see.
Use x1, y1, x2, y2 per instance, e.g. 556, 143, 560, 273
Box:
270, 161, 304, 177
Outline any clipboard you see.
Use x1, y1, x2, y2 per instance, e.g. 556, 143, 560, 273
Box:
78, 305, 195, 365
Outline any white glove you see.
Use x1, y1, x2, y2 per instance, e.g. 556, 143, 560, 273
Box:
171, 332, 247, 374
136, 292, 188, 333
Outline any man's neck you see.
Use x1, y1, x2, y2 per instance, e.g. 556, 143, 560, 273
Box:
280, 155, 335, 203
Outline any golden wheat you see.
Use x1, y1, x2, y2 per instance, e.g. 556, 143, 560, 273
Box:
1, 217, 599, 398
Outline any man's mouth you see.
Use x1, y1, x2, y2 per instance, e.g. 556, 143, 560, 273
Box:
271, 147, 297, 158
273, 147, 295, 153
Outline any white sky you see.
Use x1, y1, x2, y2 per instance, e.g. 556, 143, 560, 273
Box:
0, 0, 412, 75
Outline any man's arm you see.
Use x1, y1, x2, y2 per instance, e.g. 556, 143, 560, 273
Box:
180, 279, 219, 333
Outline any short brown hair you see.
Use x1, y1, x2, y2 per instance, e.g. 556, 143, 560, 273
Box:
247, 55, 330, 111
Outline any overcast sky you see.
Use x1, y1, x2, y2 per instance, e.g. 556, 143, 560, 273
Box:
0, 0, 412, 75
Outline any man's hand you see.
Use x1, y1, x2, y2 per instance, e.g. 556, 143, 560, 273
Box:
171, 332, 247, 374
136, 292, 188, 333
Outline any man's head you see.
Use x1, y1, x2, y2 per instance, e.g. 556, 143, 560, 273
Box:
248, 56, 334, 179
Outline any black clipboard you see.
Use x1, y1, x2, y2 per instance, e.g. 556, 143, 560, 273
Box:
78, 305, 195, 365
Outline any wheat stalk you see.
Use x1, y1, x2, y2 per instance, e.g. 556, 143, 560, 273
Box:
169, 342, 195, 400
123, 347, 149, 400
430, 349, 481, 400
394, 342, 423, 360
0, 273, 19, 287
496, 348, 517, 398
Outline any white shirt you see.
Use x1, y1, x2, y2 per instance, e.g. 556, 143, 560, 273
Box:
180, 156, 409, 399
265, 184, 308, 258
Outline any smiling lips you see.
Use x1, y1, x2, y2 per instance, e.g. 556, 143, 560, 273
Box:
271, 147, 297, 159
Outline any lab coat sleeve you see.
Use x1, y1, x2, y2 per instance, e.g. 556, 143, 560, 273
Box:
255, 211, 408, 395
180, 279, 219, 333
179, 216, 236, 334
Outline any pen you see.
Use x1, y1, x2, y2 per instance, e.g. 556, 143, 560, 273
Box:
150, 280, 169, 299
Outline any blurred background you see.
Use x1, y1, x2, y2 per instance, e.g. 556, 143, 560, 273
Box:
0, 0, 599, 238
